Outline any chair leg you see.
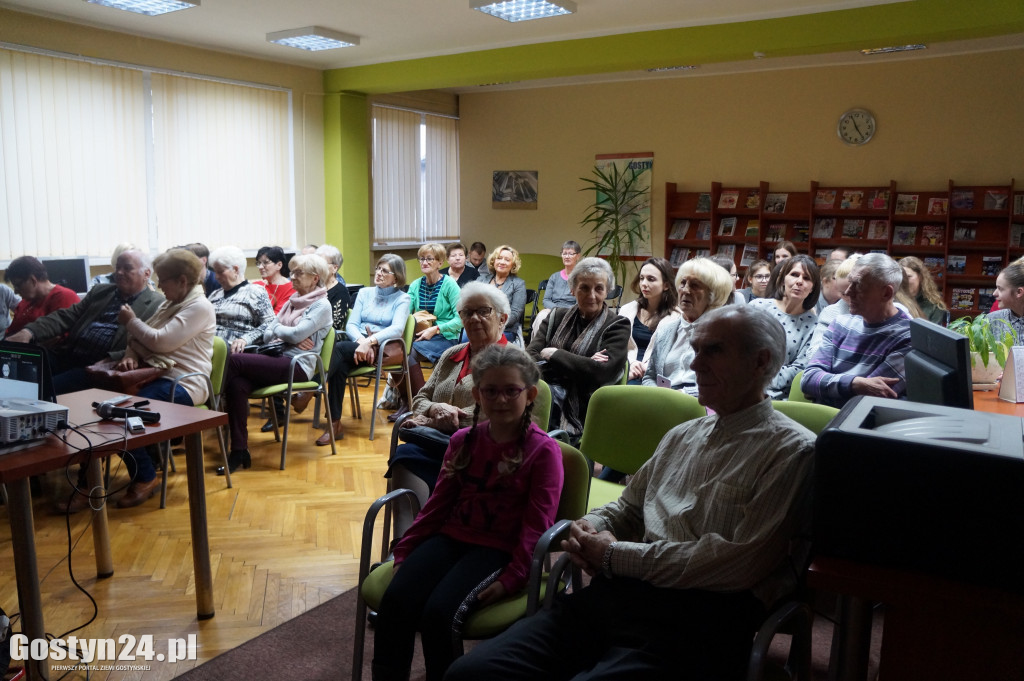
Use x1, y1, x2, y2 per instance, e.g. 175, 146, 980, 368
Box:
369, 367, 385, 441
159, 442, 170, 509
349, 378, 362, 420
280, 394, 291, 470
269, 399, 281, 442
322, 386, 337, 455
217, 425, 232, 489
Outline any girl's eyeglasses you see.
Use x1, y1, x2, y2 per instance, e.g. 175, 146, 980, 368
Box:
478, 386, 527, 400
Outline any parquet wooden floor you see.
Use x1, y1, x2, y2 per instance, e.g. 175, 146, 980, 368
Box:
0, 384, 398, 680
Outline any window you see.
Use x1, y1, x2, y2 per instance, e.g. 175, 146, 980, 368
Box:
371, 104, 459, 246
0, 46, 294, 262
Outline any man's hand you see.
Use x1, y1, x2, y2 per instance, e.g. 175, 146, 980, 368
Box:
851, 375, 900, 398
476, 581, 508, 605
560, 519, 616, 576
6, 329, 32, 343
415, 325, 440, 342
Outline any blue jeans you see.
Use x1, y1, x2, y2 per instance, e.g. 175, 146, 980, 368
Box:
121, 379, 193, 483
412, 336, 457, 364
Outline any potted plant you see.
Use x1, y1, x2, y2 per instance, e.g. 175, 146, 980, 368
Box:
948, 313, 1018, 384
579, 163, 649, 291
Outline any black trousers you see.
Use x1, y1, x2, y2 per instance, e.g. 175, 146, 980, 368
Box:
445, 577, 766, 681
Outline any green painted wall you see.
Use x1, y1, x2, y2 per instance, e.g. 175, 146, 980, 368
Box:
324, 91, 371, 283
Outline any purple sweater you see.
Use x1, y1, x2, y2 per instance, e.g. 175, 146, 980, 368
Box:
392, 422, 563, 593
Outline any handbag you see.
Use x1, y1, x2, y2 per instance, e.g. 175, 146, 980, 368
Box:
412, 310, 437, 334
85, 359, 167, 395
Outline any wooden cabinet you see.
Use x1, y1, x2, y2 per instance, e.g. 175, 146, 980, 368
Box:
808, 181, 895, 261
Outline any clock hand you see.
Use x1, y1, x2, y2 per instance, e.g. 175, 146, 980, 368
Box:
850, 118, 863, 136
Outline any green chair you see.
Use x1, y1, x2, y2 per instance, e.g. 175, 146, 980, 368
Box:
581, 385, 706, 510
771, 400, 839, 435
249, 327, 337, 468
351, 437, 591, 681
346, 314, 416, 441
787, 370, 811, 402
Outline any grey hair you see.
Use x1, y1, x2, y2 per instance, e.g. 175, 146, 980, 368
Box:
853, 252, 903, 290
121, 248, 152, 274
376, 254, 407, 287
208, 246, 247, 274
694, 305, 786, 391
458, 281, 511, 317
314, 244, 343, 269
568, 256, 615, 291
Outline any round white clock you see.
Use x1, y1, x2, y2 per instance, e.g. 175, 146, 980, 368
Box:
837, 108, 876, 146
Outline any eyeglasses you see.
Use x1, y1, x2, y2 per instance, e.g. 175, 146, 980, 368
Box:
561, 251, 579, 258
290, 270, 313, 278
418, 257, 435, 263
753, 274, 772, 282
478, 385, 527, 401
458, 306, 494, 320
375, 267, 394, 275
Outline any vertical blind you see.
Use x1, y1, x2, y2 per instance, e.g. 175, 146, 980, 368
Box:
0, 46, 294, 262
372, 105, 459, 245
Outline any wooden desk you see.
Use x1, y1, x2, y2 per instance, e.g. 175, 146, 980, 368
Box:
972, 388, 1024, 416
0, 389, 227, 680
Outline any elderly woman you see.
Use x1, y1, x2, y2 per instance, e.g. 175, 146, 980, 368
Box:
900, 256, 948, 326
527, 257, 629, 440
478, 244, 528, 343
315, 244, 352, 330
207, 246, 276, 354
387, 281, 515, 536
320, 254, 411, 444
252, 245, 294, 314
618, 257, 679, 385
220, 253, 333, 473
111, 249, 216, 508
748, 254, 821, 398
642, 257, 734, 395
739, 259, 772, 302
439, 242, 478, 288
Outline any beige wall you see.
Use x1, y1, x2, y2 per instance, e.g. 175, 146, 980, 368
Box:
459, 48, 1024, 260
0, 8, 327, 252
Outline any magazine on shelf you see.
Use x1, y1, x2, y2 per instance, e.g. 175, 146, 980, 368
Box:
696, 220, 712, 240
812, 217, 836, 239
951, 288, 976, 311
1012, 223, 1024, 247
923, 256, 945, 280
814, 189, 837, 209
793, 224, 809, 243
718, 190, 739, 209
947, 255, 966, 274
696, 192, 712, 213
893, 225, 917, 246
982, 256, 1003, 276
764, 193, 788, 214
920, 224, 944, 247
718, 217, 738, 236
978, 288, 997, 312
894, 194, 919, 215
1014, 193, 1024, 216
694, 248, 711, 259
984, 189, 1009, 211
866, 220, 889, 240
669, 219, 691, 240
717, 244, 736, 259
840, 190, 864, 210
868, 189, 890, 210
814, 248, 833, 263
745, 190, 761, 210
739, 243, 759, 267
670, 247, 689, 267
841, 219, 864, 238
927, 198, 948, 216
951, 190, 974, 210
744, 219, 759, 237
765, 223, 785, 242
953, 220, 977, 241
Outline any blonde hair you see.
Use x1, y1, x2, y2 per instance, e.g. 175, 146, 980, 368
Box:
487, 245, 522, 275
418, 242, 446, 264
676, 258, 735, 311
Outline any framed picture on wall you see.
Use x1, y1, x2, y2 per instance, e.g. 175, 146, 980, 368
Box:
492, 171, 538, 209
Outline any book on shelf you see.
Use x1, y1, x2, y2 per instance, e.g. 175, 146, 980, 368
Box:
893, 225, 917, 246
765, 223, 785, 242
694, 248, 710, 259
978, 288, 997, 312
716, 244, 736, 258
812, 217, 836, 239
669, 247, 690, 267
764, 193, 788, 214
951, 288, 976, 311
947, 254, 966, 274
920, 224, 944, 247
894, 194, 919, 215
669, 219, 691, 239
841, 219, 865, 238
927, 197, 948, 216
866, 219, 889, 240
953, 220, 977, 241
744, 219, 759, 237
793, 224, 809, 243
1014, 193, 1024, 216
744, 190, 760, 210
739, 243, 759, 267
868, 189, 890, 210
840, 190, 864, 210
696, 220, 712, 240
923, 256, 944, 280
951, 190, 974, 210
981, 256, 1003, 276
984, 189, 1009, 210
718, 217, 738, 236
718, 190, 739, 209
814, 189, 837, 209
1012, 223, 1024, 247
696, 192, 712, 213
814, 248, 834, 263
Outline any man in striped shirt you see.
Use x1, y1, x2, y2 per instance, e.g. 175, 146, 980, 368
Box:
801, 253, 912, 408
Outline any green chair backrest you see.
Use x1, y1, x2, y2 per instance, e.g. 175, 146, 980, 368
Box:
555, 439, 592, 521
209, 335, 228, 395
579, 385, 706, 475
771, 400, 839, 435
319, 327, 336, 373
788, 370, 811, 402
533, 380, 552, 431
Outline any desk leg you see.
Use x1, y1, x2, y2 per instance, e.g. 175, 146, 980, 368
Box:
8, 478, 50, 681
185, 430, 215, 619
829, 595, 873, 681
86, 458, 113, 578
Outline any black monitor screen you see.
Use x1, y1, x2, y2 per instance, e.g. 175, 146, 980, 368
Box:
41, 257, 90, 295
905, 318, 973, 409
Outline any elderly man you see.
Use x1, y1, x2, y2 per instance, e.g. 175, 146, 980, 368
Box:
447, 305, 816, 681
6, 249, 164, 394
801, 252, 912, 408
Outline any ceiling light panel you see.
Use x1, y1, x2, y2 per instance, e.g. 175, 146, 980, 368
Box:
471, 0, 577, 23
861, 44, 927, 55
84, 0, 199, 16
267, 27, 360, 51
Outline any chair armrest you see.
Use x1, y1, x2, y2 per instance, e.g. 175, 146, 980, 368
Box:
377, 336, 408, 369
168, 371, 215, 408
358, 488, 421, 583
526, 518, 575, 615
745, 599, 813, 681
286, 349, 327, 387
389, 411, 415, 460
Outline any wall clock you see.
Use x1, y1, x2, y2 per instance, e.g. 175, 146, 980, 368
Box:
837, 108, 876, 146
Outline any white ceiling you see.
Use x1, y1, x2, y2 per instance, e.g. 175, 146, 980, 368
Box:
0, 0, 915, 70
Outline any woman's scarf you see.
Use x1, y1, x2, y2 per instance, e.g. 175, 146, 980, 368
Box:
135, 284, 206, 369
276, 286, 327, 327
548, 303, 616, 436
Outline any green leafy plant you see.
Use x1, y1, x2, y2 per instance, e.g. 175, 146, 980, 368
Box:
579, 163, 649, 289
948, 313, 1018, 368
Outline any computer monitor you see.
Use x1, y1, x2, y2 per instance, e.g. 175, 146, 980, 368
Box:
0, 341, 47, 400
905, 318, 973, 409
40, 256, 91, 296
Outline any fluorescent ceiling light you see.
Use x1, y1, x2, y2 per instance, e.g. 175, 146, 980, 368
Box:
267, 27, 360, 51
646, 65, 698, 73
471, 0, 576, 23
85, 0, 199, 16
861, 44, 927, 55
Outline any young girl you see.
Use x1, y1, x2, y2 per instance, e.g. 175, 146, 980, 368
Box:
372, 344, 563, 681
